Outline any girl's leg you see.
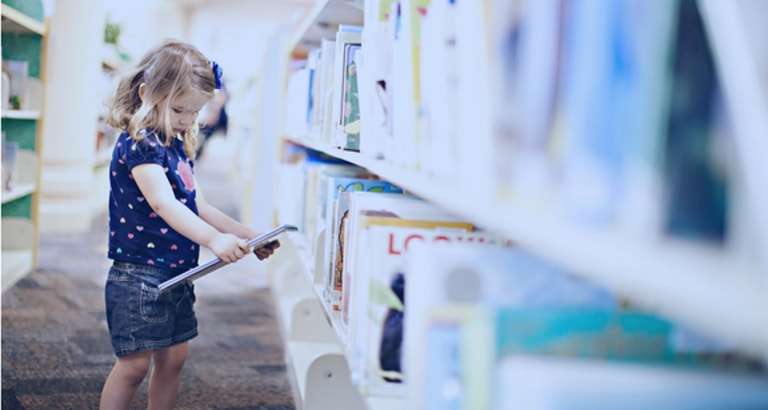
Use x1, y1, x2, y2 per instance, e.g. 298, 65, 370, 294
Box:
148, 342, 189, 410
100, 351, 152, 410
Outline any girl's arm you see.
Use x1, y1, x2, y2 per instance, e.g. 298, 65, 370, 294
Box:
194, 177, 279, 260
132, 164, 249, 263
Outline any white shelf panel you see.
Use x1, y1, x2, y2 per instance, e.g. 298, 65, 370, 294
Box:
287, 340, 343, 404
1, 4, 45, 35
288, 0, 364, 53
284, 137, 768, 359
2, 249, 33, 291
2, 110, 41, 120
2, 183, 35, 204
285, 231, 350, 346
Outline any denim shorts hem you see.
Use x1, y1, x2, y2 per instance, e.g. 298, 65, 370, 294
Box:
113, 329, 198, 358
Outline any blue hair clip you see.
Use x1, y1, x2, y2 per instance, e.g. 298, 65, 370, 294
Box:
211, 61, 223, 90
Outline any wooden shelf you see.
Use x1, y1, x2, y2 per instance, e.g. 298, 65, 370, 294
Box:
284, 137, 768, 359
1, 4, 46, 35
1, 249, 33, 291
2, 110, 41, 120
2, 183, 35, 204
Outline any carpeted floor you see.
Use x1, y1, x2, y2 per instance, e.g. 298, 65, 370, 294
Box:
2, 146, 296, 409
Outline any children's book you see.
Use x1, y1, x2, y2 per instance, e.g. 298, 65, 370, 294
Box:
328, 191, 460, 312
349, 220, 478, 397
332, 25, 363, 149
341, 45, 362, 151
318, 177, 402, 295
360, 0, 398, 158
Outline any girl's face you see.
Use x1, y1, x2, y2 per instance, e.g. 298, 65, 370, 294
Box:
170, 90, 210, 135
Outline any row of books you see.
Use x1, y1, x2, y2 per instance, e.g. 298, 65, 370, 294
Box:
283, 0, 742, 246
274, 147, 768, 408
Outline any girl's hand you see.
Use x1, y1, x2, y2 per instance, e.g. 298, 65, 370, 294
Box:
208, 233, 249, 263
253, 240, 280, 261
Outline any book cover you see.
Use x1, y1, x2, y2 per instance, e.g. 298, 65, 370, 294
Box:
332, 26, 363, 149
351, 222, 477, 397
319, 177, 402, 295
342, 45, 362, 151
320, 39, 337, 143
329, 191, 460, 312
359, 0, 398, 158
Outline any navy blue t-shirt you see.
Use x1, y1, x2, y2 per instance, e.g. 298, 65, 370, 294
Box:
108, 129, 200, 274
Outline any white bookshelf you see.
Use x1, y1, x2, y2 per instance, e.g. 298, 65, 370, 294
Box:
265, 0, 768, 409
1, 249, 33, 291
2, 110, 41, 120
283, 137, 768, 358
269, 231, 406, 410
2, 183, 36, 204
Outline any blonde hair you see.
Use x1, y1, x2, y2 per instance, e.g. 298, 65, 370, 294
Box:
107, 41, 216, 159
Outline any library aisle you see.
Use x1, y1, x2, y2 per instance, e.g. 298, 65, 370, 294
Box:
1, 147, 295, 410
4, 0, 768, 409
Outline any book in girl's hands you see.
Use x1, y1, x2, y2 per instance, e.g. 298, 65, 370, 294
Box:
158, 224, 297, 293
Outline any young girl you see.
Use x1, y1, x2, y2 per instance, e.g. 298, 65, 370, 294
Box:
100, 41, 279, 410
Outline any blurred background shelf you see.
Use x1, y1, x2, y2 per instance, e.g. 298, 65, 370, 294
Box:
1, 3, 46, 35
1, 249, 33, 291
93, 147, 112, 168
2, 183, 36, 204
2, 110, 41, 120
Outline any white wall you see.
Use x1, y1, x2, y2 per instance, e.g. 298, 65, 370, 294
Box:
104, 0, 187, 62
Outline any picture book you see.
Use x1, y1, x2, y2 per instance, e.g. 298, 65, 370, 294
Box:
349, 221, 478, 397
318, 177, 402, 295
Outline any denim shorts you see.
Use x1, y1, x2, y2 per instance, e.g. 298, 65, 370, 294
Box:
105, 261, 198, 357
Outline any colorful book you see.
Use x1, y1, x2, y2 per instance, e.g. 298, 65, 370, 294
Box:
319, 177, 402, 294
332, 25, 363, 150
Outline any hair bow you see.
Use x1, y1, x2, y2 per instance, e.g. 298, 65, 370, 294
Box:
211, 61, 223, 90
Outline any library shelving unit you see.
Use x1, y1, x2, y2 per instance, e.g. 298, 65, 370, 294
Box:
1, 0, 47, 292
263, 1, 768, 409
